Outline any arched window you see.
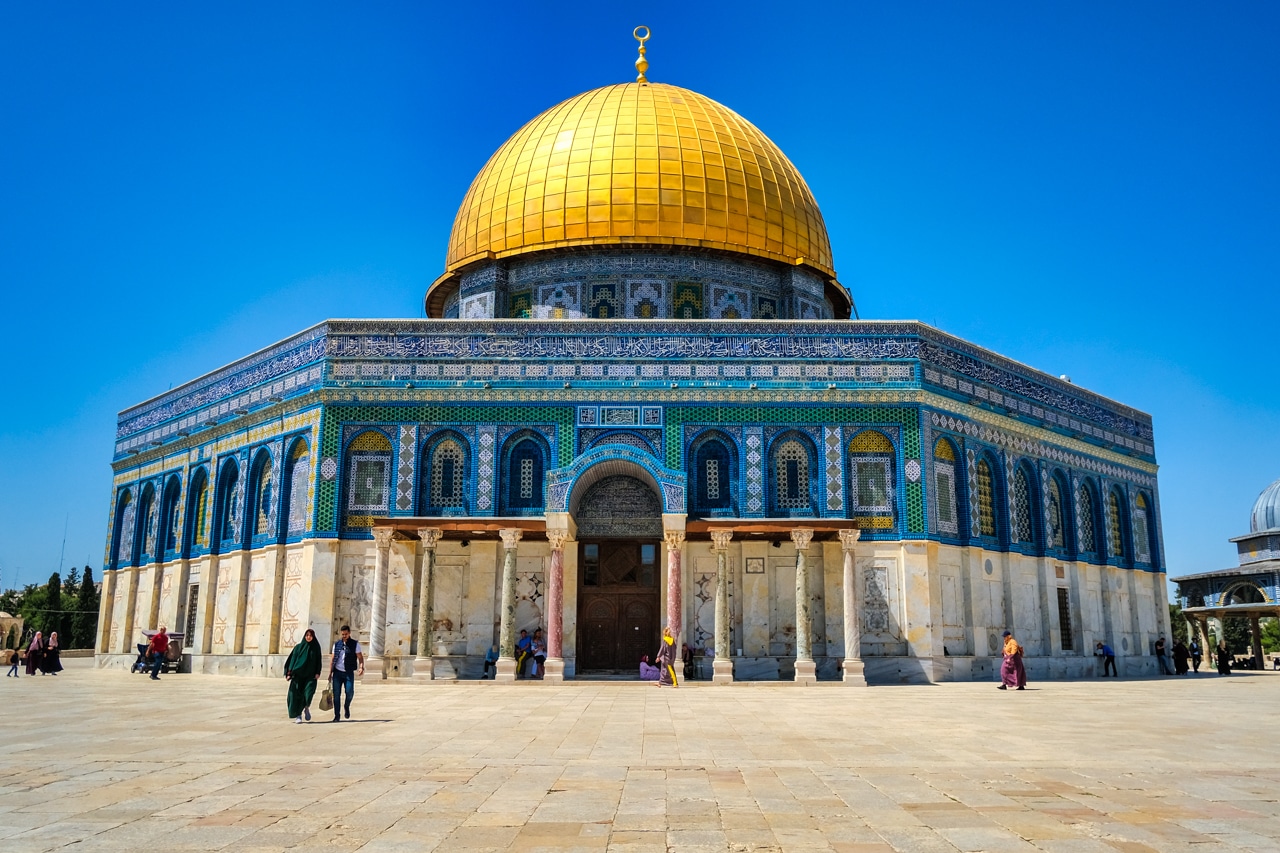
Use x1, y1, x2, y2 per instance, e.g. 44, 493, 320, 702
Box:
850, 429, 895, 530
691, 434, 734, 514
215, 459, 241, 551
111, 489, 134, 570
1134, 493, 1157, 566
933, 438, 959, 536
184, 468, 209, 556
1077, 482, 1097, 555
1108, 489, 1127, 561
501, 433, 547, 514
345, 430, 393, 529
158, 476, 182, 557
134, 482, 156, 565
1011, 465, 1037, 547
248, 449, 274, 540
1046, 474, 1067, 551
771, 435, 814, 514
976, 458, 997, 538
432, 439, 465, 508
282, 439, 310, 538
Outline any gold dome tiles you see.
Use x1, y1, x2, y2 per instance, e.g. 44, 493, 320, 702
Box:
446, 83, 834, 277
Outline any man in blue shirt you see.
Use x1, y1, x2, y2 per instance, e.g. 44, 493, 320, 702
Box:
1095, 641, 1117, 677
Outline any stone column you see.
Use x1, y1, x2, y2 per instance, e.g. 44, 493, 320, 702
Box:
1250, 615, 1264, 669
791, 527, 816, 684
494, 528, 523, 682
364, 526, 394, 682
839, 529, 866, 685
119, 567, 139, 654
544, 528, 570, 682
97, 569, 118, 654
664, 530, 686, 642
413, 527, 442, 681
710, 528, 734, 684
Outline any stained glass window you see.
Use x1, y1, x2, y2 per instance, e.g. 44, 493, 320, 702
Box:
775, 440, 809, 510
705, 458, 720, 500
218, 464, 240, 545
114, 492, 134, 567
933, 439, 958, 535
286, 444, 310, 536
1012, 468, 1033, 544
854, 460, 890, 511
506, 439, 544, 511
432, 439, 465, 507
976, 459, 996, 537
1078, 485, 1096, 553
254, 461, 273, 537
695, 439, 731, 511
1047, 478, 1065, 549
350, 458, 388, 511
1108, 491, 1125, 560
1134, 494, 1151, 563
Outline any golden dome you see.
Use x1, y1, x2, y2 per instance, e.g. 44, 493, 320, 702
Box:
444, 82, 835, 278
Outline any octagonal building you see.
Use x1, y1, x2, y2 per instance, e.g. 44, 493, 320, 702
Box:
96, 62, 1170, 683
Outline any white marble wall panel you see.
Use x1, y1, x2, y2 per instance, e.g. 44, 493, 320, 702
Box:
242, 554, 268, 652
769, 558, 796, 657
384, 541, 416, 661
692, 555, 716, 653
277, 548, 306, 649
465, 542, 498, 655
133, 567, 153, 637
335, 552, 374, 645
433, 557, 467, 654
740, 542, 770, 657
211, 560, 236, 653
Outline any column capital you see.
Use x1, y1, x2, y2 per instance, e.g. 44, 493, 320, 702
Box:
416, 527, 443, 550
546, 527, 571, 552
838, 528, 862, 552
790, 527, 814, 551
663, 530, 686, 549
373, 527, 395, 549
709, 528, 734, 551
499, 528, 524, 550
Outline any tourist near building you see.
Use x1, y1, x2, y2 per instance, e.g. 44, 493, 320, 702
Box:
96, 30, 1170, 683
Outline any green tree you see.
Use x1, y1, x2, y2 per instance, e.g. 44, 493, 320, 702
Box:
44, 572, 63, 638
1223, 617, 1252, 655
72, 567, 100, 649
16, 583, 48, 635
1169, 604, 1188, 645
0, 588, 20, 616
1261, 617, 1280, 654
64, 567, 80, 601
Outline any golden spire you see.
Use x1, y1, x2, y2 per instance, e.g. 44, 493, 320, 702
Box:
634, 25, 650, 83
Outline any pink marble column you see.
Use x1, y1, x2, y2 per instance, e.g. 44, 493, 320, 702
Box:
664, 530, 686, 642
544, 528, 569, 681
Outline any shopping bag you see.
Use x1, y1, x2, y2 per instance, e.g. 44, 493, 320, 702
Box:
318, 687, 333, 712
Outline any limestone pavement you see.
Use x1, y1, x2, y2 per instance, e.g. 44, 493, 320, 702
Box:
2, 660, 1278, 852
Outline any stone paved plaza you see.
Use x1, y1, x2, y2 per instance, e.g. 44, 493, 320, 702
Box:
3, 662, 1279, 853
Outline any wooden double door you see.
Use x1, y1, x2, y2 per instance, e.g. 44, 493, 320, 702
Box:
577, 540, 660, 673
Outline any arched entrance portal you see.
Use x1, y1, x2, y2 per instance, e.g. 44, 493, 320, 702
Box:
575, 475, 662, 673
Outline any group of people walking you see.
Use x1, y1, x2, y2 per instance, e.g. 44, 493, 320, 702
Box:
283, 625, 363, 723
5, 631, 62, 677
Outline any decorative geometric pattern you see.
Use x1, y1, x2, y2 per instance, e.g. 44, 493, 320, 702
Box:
321, 457, 337, 480
588, 282, 619, 318
395, 425, 416, 511
1134, 493, 1151, 564
976, 459, 996, 538
824, 426, 844, 514
1046, 476, 1065, 549
476, 426, 496, 512
626, 280, 667, 318
745, 428, 764, 515
430, 439, 465, 507
705, 457, 721, 500
904, 460, 921, 483
1011, 467, 1033, 545
1108, 490, 1125, 560
934, 459, 958, 536
1078, 484, 1096, 553
673, 282, 704, 319
774, 440, 809, 510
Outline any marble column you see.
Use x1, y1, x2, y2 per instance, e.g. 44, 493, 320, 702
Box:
1199, 616, 1213, 671
710, 528, 734, 684
1250, 615, 1264, 669
494, 528, 523, 682
544, 528, 570, 682
791, 527, 816, 684
413, 527, 442, 681
664, 530, 686, 643
839, 528, 866, 685
364, 526, 394, 682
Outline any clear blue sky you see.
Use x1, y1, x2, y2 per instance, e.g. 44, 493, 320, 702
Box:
1, 3, 1276, 592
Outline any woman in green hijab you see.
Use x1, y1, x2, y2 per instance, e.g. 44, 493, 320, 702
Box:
285, 628, 323, 722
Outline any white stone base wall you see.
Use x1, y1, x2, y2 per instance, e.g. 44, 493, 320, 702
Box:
97, 537, 1171, 683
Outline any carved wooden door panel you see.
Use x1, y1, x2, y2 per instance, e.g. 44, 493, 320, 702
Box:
580, 596, 617, 671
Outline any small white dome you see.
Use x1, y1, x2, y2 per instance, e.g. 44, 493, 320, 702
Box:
1250, 477, 1280, 533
